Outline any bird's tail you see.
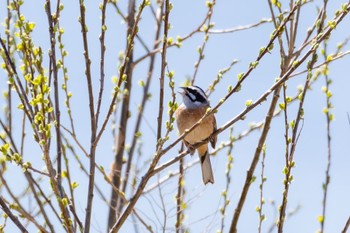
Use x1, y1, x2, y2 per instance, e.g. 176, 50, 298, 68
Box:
200, 151, 214, 184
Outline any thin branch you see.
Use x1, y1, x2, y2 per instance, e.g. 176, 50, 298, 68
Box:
320, 9, 332, 232
342, 216, 350, 233
157, 174, 167, 233
5, 0, 12, 134
0, 197, 29, 233
220, 128, 234, 233
78, 0, 98, 232
175, 146, 185, 233
156, 0, 171, 148
257, 145, 267, 233
95, 0, 108, 126
191, 0, 215, 84
208, 18, 271, 34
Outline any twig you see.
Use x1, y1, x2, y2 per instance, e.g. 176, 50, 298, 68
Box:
320, 10, 332, 232
56, 11, 76, 136
257, 145, 267, 233
0, 196, 29, 233
342, 216, 350, 233
78, 0, 98, 232
175, 145, 185, 233
95, 0, 108, 126
191, 0, 216, 84
62, 138, 80, 231
5, 0, 12, 134
156, 0, 171, 148
209, 18, 271, 34
157, 173, 167, 233
220, 128, 234, 233
132, 210, 154, 233
69, 203, 84, 231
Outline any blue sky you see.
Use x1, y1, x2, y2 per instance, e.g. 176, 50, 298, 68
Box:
1, 0, 350, 232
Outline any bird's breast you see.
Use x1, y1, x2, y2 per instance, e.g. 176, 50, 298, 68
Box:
175, 105, 215, 144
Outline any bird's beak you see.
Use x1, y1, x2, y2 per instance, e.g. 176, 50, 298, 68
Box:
178, 87, 187, 95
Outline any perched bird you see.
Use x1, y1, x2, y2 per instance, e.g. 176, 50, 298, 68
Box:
175, 86, 217, 184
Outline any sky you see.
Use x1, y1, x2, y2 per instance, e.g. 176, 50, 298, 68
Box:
1, 0, 350, 233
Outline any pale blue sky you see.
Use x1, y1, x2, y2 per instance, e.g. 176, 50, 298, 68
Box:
1, 1, 350, 233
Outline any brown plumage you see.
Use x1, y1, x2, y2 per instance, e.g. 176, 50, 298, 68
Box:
175, 104, 217, 184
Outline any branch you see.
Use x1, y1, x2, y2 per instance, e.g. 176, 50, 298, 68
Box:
95, 0, 108, 126
208, 18, 271, 34
156, 0, 171, 148
342, 216, 350, 233
175, 146, 185, 233
0, 197, 29, 233
78, 0, 98, 232
191, 0, 216, 84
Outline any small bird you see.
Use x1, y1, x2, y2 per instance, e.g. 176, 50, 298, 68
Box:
175, 85, 217, 184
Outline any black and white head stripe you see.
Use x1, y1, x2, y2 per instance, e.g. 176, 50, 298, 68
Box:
184, 86, 208, 104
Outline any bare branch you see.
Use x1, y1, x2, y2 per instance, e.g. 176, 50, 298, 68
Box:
342, 216, 350, 233
0, 197, 29, 233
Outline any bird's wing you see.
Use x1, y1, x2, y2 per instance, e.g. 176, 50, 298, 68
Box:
210, 115, 217, 149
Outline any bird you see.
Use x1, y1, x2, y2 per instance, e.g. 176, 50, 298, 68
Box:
175, 85, 217, 184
